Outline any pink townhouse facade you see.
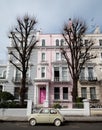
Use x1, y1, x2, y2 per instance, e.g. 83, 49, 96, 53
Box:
34, 32, 73, 108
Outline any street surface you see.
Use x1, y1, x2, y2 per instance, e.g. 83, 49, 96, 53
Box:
0, 122, 102, 130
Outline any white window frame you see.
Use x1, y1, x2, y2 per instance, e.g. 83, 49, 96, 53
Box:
81, 87, 87, 99
61, 53, 66, 61
56, 52, 60, 61
88, 67, 93, 80
80, 67, 85, 80
90, 87, 96, 100
56, 39, 59, 46
42, 39, 45, 46
99, 39, 102, 46
63, 87, 68, 100
14, 67, 30, 80
41, 52, 46, 61
41, 66, 46, 78
62, 67, 68, 81
100, 52, 102, 59
54, 87, 60, 100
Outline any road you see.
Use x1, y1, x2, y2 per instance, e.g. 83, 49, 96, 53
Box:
0, 122, 102, 130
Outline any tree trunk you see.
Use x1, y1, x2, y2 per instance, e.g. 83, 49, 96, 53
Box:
72, 78, 78, 103
20, 74, 26, 107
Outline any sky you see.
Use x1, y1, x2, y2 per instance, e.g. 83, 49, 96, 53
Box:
0, 0, 102, 61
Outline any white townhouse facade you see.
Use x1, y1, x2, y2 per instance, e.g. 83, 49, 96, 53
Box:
0, 62, 8, 92
0, 32, 38, 102
78, 27, 102, 102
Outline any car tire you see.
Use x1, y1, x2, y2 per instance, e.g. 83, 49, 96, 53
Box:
54, 119, 61, 127
29, 118, 36, 126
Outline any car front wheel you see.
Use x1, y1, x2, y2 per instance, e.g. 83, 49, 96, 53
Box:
54, 119, 61, 127
29, 118, 36, 126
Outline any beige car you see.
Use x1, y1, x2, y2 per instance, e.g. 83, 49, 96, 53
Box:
28, 108, 65, 126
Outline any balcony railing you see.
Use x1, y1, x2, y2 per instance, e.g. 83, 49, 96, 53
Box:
12, 77, 32, 84
54, 77, 68, 82
79, 77, 97, 82
0, 77, 6, 79
0, 77, 8, 83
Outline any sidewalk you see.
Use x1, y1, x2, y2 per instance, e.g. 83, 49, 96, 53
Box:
0, 116, 102, 122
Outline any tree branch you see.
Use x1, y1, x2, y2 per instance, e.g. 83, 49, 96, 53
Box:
9, 60, 22, 72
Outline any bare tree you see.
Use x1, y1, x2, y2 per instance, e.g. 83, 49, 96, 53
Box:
61, 18, 96, 102
9, 15, 38, 106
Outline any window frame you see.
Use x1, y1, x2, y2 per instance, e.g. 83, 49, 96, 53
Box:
90, 87, 96, 100
80, 67, 85, 80
54, 87, 60, 100
14, 87, 20, 100
62, 67, 67, 81
56, 52, 60, 61
81, 87, 87, 99
63, 87, 68, 100
84, 39, 88, 46
42, 39, 45, 47
56, 39, 59, 46
41, 67, 46, 78
99, 39, 102, 46
60, 39, 64, 46
41, 52, 46, 61
0, 85, 3, 92
88, 67, 93, 80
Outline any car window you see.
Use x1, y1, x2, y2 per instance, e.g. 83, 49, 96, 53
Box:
50, 109, 57, 114
40, 109, 49, 114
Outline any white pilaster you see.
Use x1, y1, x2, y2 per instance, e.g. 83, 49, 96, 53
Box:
34, 84, 37, 107
46, 84, 49, 101
43, 84, 49, 107
27, 100, 32, 116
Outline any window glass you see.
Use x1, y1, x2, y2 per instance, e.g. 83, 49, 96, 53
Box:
54, 87, 60, 100
88, 67, 93, 80
101, 53, 102, 58
84, 39, 88, 46
80, 67, 85, 80
62, 67, 67, 81
81, 87, 87, 99
42, 39, 45, 46
3, 70, 6, 78
42, 53, 45, 61
56, 53, 60, 61
41, 67, 45, 78
99, 39, 102, 46
61, 53, 65, 61
50, 109, 57, 114
15, 69, 21, 81
14, 87, 19, 99
90, 87, 96, 100
40, 109, 49, 114
0, 85, 3, 92
60, 39, 64, 46
54, 67, 59, 81
63, 87, 68, 99
56, 39, 59, 46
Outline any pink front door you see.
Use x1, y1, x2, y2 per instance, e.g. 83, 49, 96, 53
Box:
39, 87, 46, 104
